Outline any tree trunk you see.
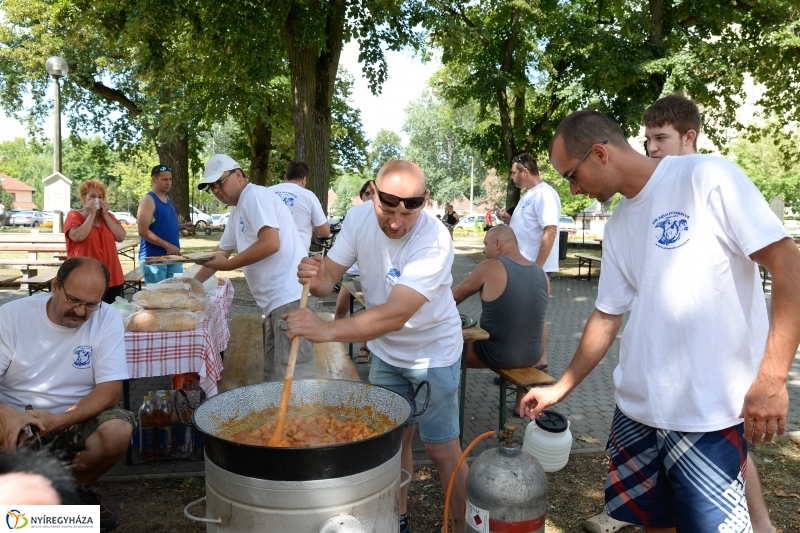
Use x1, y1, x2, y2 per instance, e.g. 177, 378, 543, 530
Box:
285, 0, 346, 214
155, 130, 190, 223
248, 113, 273, 186
498, 8, 521, 210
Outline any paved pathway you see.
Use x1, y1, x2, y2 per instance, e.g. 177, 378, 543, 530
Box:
3, 250, 798, 479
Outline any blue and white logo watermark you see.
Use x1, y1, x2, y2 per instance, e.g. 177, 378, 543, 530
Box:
652, 212, 690, 249
72, 346, 93, 369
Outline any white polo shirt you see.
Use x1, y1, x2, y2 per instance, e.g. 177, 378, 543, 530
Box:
328, 202, 462, 369
219, 183, 306, 315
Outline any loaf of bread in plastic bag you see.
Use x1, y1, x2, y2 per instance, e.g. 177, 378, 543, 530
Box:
125, 309, 203, 332
132, 289, 205, 311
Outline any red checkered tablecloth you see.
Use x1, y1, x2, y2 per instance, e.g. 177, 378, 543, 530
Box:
124, 278, 234, 396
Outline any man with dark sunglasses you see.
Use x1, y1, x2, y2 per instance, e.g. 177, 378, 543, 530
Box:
285, 160, 468, 533
137, 164, 194, 284
0, 257, 134, 531
193, 154, 314, 383
522, 109, 800, 533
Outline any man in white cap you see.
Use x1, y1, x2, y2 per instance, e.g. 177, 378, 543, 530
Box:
193, 154, 315, 381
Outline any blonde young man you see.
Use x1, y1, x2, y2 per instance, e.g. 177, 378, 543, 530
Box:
526, 110, 800, 533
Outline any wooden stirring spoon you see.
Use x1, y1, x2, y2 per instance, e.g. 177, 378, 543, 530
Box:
268, 282, 311, 447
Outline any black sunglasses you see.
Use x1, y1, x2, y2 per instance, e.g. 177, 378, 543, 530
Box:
152, 165, 172, 175
374, 184, 426, 210
562, 140, 608, 184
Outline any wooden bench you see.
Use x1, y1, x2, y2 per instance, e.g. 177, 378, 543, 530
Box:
0, 274, 21, 286
574, 253, 602, 281
123, 268, 144, 293
494, 366, 556, 430
25, 269, 59, 295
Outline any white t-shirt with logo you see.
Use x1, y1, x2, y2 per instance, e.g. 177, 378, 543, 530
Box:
219, 183, 306, 315
266, 182, 328, 250
510, 182, 561, 272
0, 293, 129, 414
328, 202, 462, 369
596, 154, 789, 432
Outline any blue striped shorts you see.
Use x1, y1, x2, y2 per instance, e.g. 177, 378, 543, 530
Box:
605, 408, 751, 532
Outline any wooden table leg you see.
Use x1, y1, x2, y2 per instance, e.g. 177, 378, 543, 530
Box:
459, 342, 468, 446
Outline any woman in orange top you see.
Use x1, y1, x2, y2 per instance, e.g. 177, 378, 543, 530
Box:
65, 180, 127, 303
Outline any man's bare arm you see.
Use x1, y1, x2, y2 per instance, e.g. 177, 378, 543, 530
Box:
742, 237, 800, 443
29, 381, 122, 437
535, 225, 557, 267
452, 261, 490, 305
521, 309, 623, 418
285, 284, 427, 344
314, 222, 331, 239
136, 195, 179, 254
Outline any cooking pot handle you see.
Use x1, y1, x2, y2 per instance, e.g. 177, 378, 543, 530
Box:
175, 388, 195, 426
410, 380, 430, 418
400, 469, 412, 489
183, 497, 222, 524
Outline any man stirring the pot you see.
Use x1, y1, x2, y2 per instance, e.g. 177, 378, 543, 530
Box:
285, 160, 467, 533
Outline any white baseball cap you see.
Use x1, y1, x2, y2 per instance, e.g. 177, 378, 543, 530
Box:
199, 154, 241, 190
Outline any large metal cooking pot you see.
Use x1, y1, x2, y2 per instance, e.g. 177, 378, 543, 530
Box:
190, 379, 429, 481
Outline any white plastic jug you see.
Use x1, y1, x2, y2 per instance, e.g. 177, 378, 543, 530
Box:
522, 410, 572, 472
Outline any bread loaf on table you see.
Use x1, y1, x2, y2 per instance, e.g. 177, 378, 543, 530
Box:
154, 277, 205, 295
132, 289, 205, 312
125, 309, 202, 332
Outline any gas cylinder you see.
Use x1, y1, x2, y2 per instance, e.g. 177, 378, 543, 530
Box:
465, 425, 547, 533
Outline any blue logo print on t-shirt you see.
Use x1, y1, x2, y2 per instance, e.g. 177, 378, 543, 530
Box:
72, 345, 93, 369
239, 216, 247, 234
275, 192, 297, 207
652, 212, 690, 249
385, 268, 401, 286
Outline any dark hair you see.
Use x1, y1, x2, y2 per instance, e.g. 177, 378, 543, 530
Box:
0, 448, 79, 504
285, 162, 309, 181
550, 110, 629, 160
359, 180, 374, 200
56, 257, 110, 292
513, 153, 539, 175
642, 94, 701, 148
151, 164, 172, 177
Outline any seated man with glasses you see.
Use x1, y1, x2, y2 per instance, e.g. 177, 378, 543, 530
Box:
193, 154, 314, 382
285, 160, 468, 533
137, 164, 195, 284
0, 257, 134, 532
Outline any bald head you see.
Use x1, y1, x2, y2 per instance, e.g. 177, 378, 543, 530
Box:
483, 225, 525, 261
376, 160, 426, 197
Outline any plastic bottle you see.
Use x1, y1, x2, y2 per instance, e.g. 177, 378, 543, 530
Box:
155, 394, 174, 457
171, 390, 194, 458
138, 395, 156, 460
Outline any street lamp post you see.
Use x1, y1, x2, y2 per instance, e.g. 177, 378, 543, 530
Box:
45, 56, 69, 174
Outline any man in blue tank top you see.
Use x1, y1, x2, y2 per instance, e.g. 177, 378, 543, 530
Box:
452, 225, 550, 416
136, 165, 194, 284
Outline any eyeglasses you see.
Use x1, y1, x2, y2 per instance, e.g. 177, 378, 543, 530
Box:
374, 184, 427, 210
61, 284, 102, 311
562, 140, 608, 184
152, 165, 172, 175
208, 170, 235, 192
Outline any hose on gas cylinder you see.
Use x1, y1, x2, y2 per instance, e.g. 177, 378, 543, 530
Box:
443, 431, 497, 533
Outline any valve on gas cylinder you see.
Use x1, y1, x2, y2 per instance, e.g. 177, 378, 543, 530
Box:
464, 424, 548, 533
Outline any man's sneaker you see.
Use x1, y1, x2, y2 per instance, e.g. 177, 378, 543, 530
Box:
399, 513, 410, 533
79, 489, 118, 532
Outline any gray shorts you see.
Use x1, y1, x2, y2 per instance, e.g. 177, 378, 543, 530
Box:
37, 406, 136, 458
263, 300, 316, 382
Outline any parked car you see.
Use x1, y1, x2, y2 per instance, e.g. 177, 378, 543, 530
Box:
112, 211, 138, 225
8, 210, 44, 227
453, 214, 485, 231
218, 213, 230, 228
211, 213, 230, 226
42, 210, 54, 223
560, 215, 577, 235
190, 205, 213, 227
